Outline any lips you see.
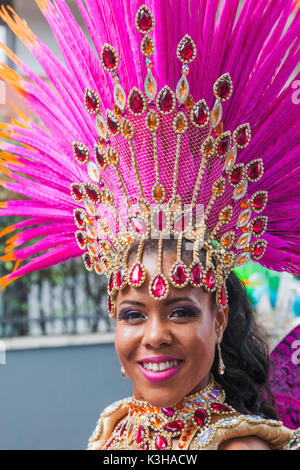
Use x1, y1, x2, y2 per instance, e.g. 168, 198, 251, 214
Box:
137, 356, 184, 383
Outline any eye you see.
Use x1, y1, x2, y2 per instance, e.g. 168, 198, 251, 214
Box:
170, 308, 199, 319
117, 309, 146, 321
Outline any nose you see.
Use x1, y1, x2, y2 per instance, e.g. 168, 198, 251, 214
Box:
141, 312, 173, 349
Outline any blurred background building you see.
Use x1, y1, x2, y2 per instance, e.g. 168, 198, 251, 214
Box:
0, 0, 299, 450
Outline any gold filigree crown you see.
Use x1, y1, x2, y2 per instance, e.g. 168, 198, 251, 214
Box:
70, 5, 268, 317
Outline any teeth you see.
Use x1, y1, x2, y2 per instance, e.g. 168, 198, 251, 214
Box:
142, 360, 181, 372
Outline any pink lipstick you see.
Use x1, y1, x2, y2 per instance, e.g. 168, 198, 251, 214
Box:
137, 356, 184, 383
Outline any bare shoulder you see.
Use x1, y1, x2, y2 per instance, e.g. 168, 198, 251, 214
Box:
219, 436, 272, 450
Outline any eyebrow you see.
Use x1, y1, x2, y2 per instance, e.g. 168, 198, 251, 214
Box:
118, 297, 193, 308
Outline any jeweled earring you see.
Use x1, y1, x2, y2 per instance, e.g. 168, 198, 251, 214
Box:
217, 338, 225, 375
121, 365, 127, 378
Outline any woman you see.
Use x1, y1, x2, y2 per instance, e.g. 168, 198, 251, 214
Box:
0, 0, 299, 451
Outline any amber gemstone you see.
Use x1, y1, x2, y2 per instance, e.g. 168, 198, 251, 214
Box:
190, 263, 203, 285
211, 403, 231, 412
171, 263, 187, 285
85, 89, 99, 113
141, 36, 154, 55
194, 409, 209, 427
217, 135, 230, 156
163, 420, 184, 433
130, 263, 143, 284
174, 113, 186, 132
220, 207, 232, 222
178, 36, 195, 61
153, 184, 165, 202
229, 166, 244, 185
107, 114, 119, 134
158, 88, 174, 113
213, 178, 225, 195
184, 94, 194, 109
155, 435, 169, 450
193, 102, 208, 125
202, 137, 215, 156
136, 6, 153, 33
151, 275, 167, 298
116, 266, 126, 287
102, 46, 117, 70
147, 111, 159, 130
240, 199, 249, 210
247, 160, 263, 181
136, 425, 146, 444
205, 269, 215, 290
215, 122, 223, 137
129, 89, 145, 114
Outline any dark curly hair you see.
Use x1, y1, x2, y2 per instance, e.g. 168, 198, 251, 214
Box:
126, 236, 278, 419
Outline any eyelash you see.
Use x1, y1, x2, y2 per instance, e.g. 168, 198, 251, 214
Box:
117, 308, 199, 321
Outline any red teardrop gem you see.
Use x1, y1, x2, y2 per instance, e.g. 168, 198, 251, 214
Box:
76, 232, 86, 248
171, 263, 187, 285
84, 185, 100, 203
193, 102, 208, 125
211, 403, 231, 412
137, 7, 153, 32
151, 275, 167, 298
190, 263, 203, 285
108, 295, 113, 315
163, 420, 184, 433
129, 90, 144, 114
130, 263, 143, 284
252, 242, 265, 258
252, 193, 266, 211
74, 210, 85, 228
155, 435, 169, 450
71, 184, 84, 201
220, 284, 227, 307
83, 253, 93, 269
205, 269, 215, 290
247, 161, 263, 181
85, 89, 99, 113
179, 37, 194, 61
136, 425, 146, 444
116, 266, 126, 287
251, 217, 266, 235
95, 147, 106, 168
235, 127, 249, 146
102, 47, 117, 70
109, 272, 114, 292
194, 409, 209, 427
216, 79, 231, 100
73, 143, 89, 163
217, 135, 230, 156
158, 88, 174, 113
107, 115, 119, 134
230, 166, 243, 185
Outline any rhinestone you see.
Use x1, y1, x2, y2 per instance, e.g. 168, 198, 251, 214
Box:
155, 435, 169, 450
153, 210, 167, 231
130, 263, 143, 284
136, 5, 154, 33
205, 268, 215, 290
236, 209, 251, 227
114, 83, 126, 110
190, 263, 203, 286
176, 74, 189, 103
151, 275, 167, 298
130, 217, 148, 234
211, 101, 222, 128
101, 44, 118, 71
214, 73, 233, 101
73, 142, 89, 164
157, 86, 175, 114
235, 252, 250, 266
191, 100, 209, 127
87, 161, 100, 182
177, 35, 196, 63
163, 420, 184, 433
84, 88, 100, 114
171, 263, 187, 285
194, 409, 209, 427
144, 71, 157, 101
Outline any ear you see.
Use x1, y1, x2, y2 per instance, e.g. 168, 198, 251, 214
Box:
214, 305, 228, 341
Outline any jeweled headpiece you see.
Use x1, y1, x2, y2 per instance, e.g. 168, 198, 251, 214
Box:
0, 1, 299, 319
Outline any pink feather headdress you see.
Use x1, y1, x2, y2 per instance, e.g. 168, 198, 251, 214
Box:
0, 0, 299, 317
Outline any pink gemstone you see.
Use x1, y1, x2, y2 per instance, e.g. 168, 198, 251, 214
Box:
163, 420, 184, 433
193, 102, 208, 125
211, 403, 231, 412
253, 242, 265, 257
102, 47, 117, 70
251, 218, 265, 235
194, 409, 209, 427
171, 263, 187, 285
174, 213, 190, 232
235, 127, 249, 146
217, 135, 230, 155
252, 193, 266, 211
220, 284, 227, 307
151, 275, 167, 298
230, 166, 243, 185
161, 407, 175, 417
216, 79, 231, 100
85, 89, 99, 112
190, 263, 203, 285
137, 7, 153, 32
153, 210, 167, 231
130, 263, 143, 284
179, 37, 194, 61
129, 90, 144, 114
158, 88, 173, 113
116, 266, 126, 287
107, 115, 119, 134
136, 425, 146, 444
95, 147, 106, 167
131, 217, 147, 234
109, 272, 114, 292
155, 435, 169, 450
84, 185, 100, 203
205, 268, 215, 290
247, 161, 262, 180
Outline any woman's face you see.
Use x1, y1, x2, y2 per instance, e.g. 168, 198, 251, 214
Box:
115, 249, 228, 408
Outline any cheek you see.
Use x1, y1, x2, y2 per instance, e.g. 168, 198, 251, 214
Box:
186, 317, 216, 365
114, 323, 139, 363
